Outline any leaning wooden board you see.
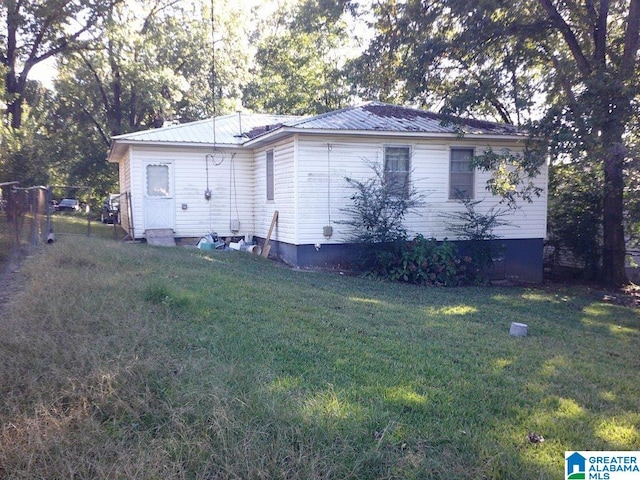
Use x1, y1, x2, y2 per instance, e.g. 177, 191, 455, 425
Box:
261, 210, 279, 258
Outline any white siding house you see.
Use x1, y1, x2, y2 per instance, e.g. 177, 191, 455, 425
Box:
108, 103, 548, 282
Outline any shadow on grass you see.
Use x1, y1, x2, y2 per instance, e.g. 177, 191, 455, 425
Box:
2, 239, 638, 479
149, 252, 638, 477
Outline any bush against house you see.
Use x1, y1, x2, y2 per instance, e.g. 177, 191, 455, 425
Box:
339, 162, 498, 286
338, 160, 424, 244
366, 235, 479, 286
441, 195, 513, 282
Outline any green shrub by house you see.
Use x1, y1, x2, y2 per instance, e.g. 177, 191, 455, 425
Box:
365, 235, 479, 286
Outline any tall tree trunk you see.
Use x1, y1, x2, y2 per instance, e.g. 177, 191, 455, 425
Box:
5, 0, 23, 129
6, 66, 33, 129
108, 38, 123, 136
6, 93, 24, 130
601, 135, 628, 287
594, 73, 634, 288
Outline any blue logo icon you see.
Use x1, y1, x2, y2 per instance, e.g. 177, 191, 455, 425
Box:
566, 452, 586, 479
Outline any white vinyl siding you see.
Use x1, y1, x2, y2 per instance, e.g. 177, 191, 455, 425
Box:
254, 138, 296, 244
294, 136, 547, 244
296, 138, 378, 244
118, 150, 132, 236
128, 145, 254, 239
116, 134, 547, 246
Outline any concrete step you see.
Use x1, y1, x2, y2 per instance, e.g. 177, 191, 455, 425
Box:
145, 228, 176, 246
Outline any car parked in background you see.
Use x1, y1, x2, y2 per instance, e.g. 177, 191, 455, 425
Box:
101, 194, 120, 224
57, 198, 80, 212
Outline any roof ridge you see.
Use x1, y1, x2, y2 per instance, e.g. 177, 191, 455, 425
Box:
285, 103, 366, 127
361, 102, 521, 132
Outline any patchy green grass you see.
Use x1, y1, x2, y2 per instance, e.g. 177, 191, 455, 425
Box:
49, 213, 126, 240
0, 221, 11, 265
0, 235, 638, 479
0, 214, 123, 274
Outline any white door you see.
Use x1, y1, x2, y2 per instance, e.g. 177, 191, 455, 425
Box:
144, 162, 175, 230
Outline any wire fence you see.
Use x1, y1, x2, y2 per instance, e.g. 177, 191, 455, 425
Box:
0, 182, 50, 269
0, 183, 128, 279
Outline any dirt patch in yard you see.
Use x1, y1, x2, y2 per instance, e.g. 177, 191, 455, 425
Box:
602, 283, 640, 309
538, 280, 640, 309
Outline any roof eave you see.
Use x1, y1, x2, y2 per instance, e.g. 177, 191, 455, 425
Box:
107, 139, 245, 163
107, 142, 127, 163
242, 127, 528, 147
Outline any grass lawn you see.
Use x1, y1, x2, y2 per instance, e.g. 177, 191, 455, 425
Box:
0, 213, 123, 271
0, 233, 638, 479
48, 213, 126, 240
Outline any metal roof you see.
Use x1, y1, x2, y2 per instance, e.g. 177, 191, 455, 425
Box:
290, 102, 522, 135
111, 102, 525, 151
111, 113, 302, 146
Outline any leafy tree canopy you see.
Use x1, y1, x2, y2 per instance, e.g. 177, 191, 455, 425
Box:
20, 0, 253, 197
1, 0, 120, 129
242, 0, 357, 115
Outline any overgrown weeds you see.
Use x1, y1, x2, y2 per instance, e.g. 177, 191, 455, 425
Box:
0, 235, 638, 479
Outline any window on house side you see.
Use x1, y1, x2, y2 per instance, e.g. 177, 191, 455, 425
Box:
266, 150, 274, 200
146, 164, 170, 197
384, 146, 410, 196
449, 148, 474, 199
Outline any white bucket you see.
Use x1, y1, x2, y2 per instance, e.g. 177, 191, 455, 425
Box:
241, 244, 262, 255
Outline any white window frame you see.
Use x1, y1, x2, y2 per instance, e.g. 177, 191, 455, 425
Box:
266, 150, 274, 201
449, 147, 475, 200
146, 164, 170, 197
384, 145, 411, 196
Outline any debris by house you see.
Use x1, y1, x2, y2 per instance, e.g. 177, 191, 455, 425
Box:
197, 232, 261, 254
197, 232, 225, 250
262, 210, 278, 258
229, 239, 262, 255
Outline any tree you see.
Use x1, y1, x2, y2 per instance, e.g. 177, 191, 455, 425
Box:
242, 0, 354, 115
626, 134, 640, 249
1, 0, 122, 188
1, 0, 119, 129
43, 0, 252, 197
532, 0, 639, 286
0, 76, 57, 185
356, 0, 640, 286
547, 162, 604, 278
54, 0, 249, 138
